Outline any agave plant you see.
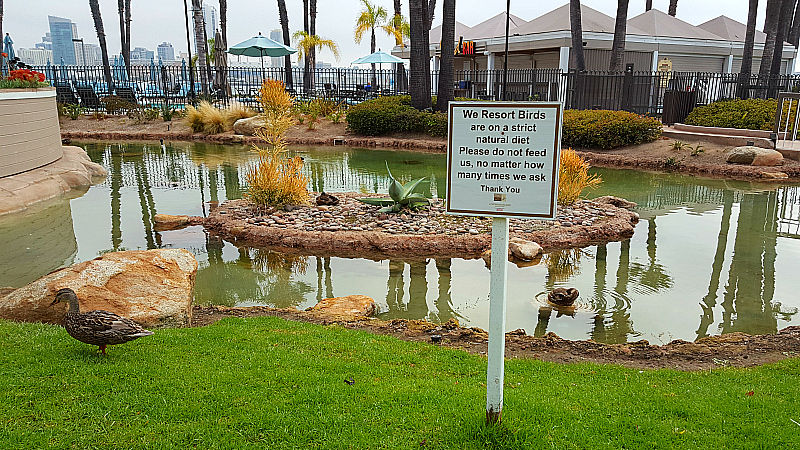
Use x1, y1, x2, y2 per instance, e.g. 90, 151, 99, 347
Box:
357, 163, 431, 213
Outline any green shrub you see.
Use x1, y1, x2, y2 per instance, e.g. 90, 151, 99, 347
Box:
562, 109, 662, 149
684, 98, 780, 131
346, 95, 452, 137
425, 112, 448, 137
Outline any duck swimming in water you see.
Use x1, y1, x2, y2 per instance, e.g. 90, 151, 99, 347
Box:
547, 287, 579, 307
50, 288, 154, 354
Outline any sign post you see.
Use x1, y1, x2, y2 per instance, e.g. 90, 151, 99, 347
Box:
446, 101, 563, 424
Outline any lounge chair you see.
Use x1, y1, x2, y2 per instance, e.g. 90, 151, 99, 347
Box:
54, 82, 79, 105
75, 84, 103, 110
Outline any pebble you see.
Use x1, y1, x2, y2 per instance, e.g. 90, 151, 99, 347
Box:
223, 194, 626, 236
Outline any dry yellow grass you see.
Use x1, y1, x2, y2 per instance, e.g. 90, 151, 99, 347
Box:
558, 147, 602, 205
183, 105, 204, 133
197, 101, 226, 134
223, 103, 256, 130
244, 79, 309, 207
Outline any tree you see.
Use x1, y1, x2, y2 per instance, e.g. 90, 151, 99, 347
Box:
355, 0, 389, 88
219, 0, 227, 51
788, 0, 800, 48
645, 0, 652, 11
191, 0, 209, 95
309, 0, 317, 90
292, 31, 340, 92
770, 0, 796, 75
739, 0, 759, 98
668, 0, 677, 16
117, 0, 131, 70
759, 0, 781, 76
609, 0, 629, 71
0, 0, 4, 67
277, 0, 293, 90
570, 0, 586, 71
89, 0, 114, 94
409, 0, 432, 110
385, 0, 410, 93
436, 0, 455, 112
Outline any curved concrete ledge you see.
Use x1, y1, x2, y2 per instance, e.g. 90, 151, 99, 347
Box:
0, 146, 107, 216
663, 124, 774, 150
0, 88, 62, 177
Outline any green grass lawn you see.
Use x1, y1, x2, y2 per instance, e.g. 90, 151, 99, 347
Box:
1, 317, 798, 449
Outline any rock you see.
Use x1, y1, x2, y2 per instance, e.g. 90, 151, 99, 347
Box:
481, 249, 493, 265
726, 146, 784, 166
232, 115, 266, 136
153, 214, 190, 231
592, 196, 637, 209
309, 295, 376, 317
508, 237, 542, 261
761, 171, 789, 179
316, 192, 340, 206
0, 249, 198, 328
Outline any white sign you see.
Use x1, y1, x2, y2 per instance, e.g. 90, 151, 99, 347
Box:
446, 102, 563, 219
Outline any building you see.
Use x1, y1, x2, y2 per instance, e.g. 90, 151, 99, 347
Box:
395, 4, 798, 75
35, 32, 52, 51
202, 3, 218, 42
130, 47, 155, 63
74, 41, 101, 66
48, 16, 77, 65
157, 42, 175, 61
270, 29, 283, 67
18, 48, 53, 65
315, 61, 332, 69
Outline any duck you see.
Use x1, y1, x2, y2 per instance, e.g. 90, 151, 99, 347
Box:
547, 287, 579, 307
50, 288, 154, 354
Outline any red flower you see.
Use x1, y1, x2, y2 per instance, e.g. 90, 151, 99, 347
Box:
1, 52, 7, 58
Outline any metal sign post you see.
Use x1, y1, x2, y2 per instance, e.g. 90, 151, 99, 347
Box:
446, 101, 563, 424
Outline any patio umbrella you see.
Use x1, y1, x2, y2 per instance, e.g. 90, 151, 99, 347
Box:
227, 32, 297, 71
351, 50, 404, 65
149, 57, 157, 82
3, 33, 15, 65
213, 30, 229, 96
113, 56, 128, 83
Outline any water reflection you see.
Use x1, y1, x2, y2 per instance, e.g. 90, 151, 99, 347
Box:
3, 142, 800, 343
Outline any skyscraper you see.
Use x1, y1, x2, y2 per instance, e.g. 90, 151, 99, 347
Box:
202, 4, 218, 41
270, 29, 282, 68
157, 42, 175, 61
48, 16, 77, 65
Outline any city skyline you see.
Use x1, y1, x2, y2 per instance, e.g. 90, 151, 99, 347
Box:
6, 0, 776, 69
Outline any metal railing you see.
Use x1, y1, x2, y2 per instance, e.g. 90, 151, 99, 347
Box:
29, 64, 800, 118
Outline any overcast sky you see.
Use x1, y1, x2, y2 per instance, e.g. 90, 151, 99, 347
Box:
6, 0, 769, 67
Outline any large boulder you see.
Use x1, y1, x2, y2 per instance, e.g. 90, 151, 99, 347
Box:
308, 295, 376, 317
727, 146, 784, 166
232, 116, 266, 136
0, 249, 198, 328
509, 237, 543, 261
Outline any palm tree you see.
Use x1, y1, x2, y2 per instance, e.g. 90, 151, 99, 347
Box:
436, 0, 455, 112
770, 0, 795, 76
309, 0, 318, 90
759, 0, 781, 76
384, 1, 410, 92
668, 0, 677, 16
570, 0, 586, 71
277, 0, 293, 90
219, 0, 227, 51
117, 0, 131, 70
789, 0, 800, 48
355, 0, 389, 88
645, 0, 652, 11
89, 0, 114, 94
409, 0, 432, 109
0, 0, 4, 66
292, 31, 340, 92
739, 0, 759, 99
191, 0, 209, 95
609, 0, 629, 71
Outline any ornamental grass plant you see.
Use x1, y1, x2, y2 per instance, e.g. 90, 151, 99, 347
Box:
244, 79, 309, 208
558, 147, 602, 205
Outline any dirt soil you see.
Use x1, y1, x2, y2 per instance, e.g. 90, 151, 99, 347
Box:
60, 115, 800, 179
192, 305, 800, 371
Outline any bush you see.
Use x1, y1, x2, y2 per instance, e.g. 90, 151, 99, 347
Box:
684, 98, 780, 131
562, 109, 662, 149
346, 95, 451, 137
101, 96, 138, 115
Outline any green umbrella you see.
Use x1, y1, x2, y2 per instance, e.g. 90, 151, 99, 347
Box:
227, 32, 297, 70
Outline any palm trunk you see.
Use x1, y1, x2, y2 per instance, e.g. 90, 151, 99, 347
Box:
645, 0, 652, 11
435, 0, 455, 112
393, 0, 407, 93
124, 0, 131, 68
770, 0, 795, 75
570, 0, 585, 71
0, 0, 4, 69
409, 0, 432, 110
739, 0, 759, 98
370, 29, 377, 88
609, 0, 629, 71
789, 0, 800, 47
277, 0, 293, 90
427, 0, 436, 31
668, 0, 677, 16
191, 0, 208, 95
220, 0, 227, 51
310, 0, 317, 93
759, 0, 781, 76
303, 0, 310, 93
89, 0, 114, 94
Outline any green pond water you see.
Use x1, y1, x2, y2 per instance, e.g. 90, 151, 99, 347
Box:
3, 140, 800, 344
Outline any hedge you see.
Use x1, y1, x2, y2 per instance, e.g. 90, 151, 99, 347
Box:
345, 95, 465, 138
561, 109, 662, 149
684, 98, 779, 131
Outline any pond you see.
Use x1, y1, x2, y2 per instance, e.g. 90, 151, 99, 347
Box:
3, 141, 800, 344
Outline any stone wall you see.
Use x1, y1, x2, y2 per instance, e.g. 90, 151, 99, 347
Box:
0, 88, 62, 177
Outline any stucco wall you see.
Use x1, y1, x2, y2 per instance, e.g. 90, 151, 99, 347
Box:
0, 88, 63, 178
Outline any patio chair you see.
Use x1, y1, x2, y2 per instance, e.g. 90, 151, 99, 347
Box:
75, 84, 103, 110
54, 81, 79, 105
114, 86, 139, 105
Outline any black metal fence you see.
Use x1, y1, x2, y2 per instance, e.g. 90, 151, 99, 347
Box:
30, 63, 800, 119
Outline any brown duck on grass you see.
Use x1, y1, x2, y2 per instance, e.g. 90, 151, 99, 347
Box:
50, 288, 154, 354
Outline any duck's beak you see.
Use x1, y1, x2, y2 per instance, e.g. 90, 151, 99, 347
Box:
49, 298, 60, 306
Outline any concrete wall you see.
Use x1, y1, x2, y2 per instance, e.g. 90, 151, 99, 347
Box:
0, 88, 62, 178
